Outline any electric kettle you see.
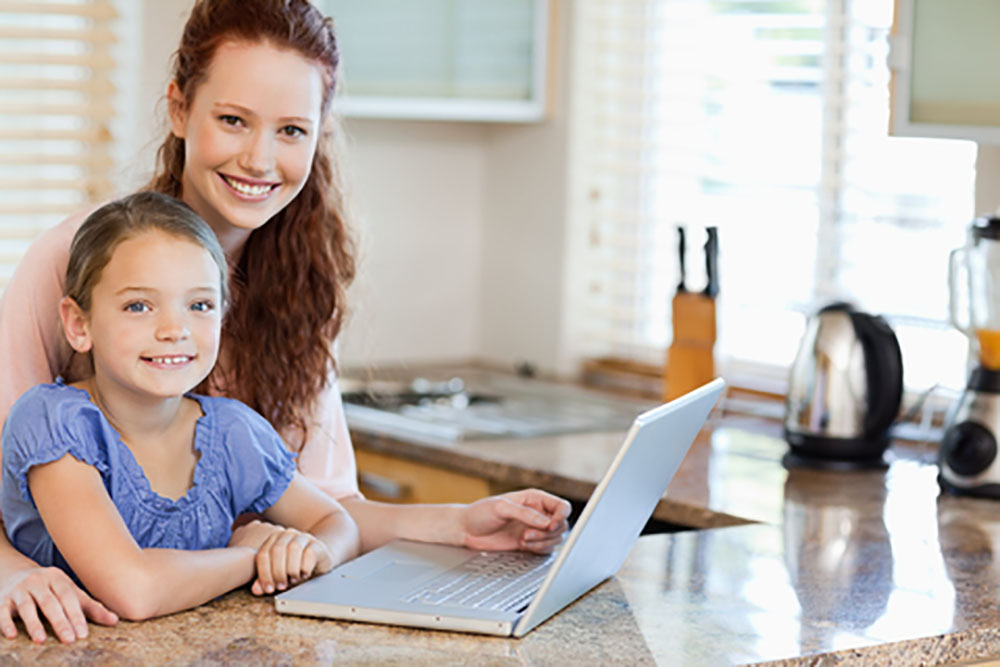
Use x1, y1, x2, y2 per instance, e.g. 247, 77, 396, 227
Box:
783, 302, 904, 469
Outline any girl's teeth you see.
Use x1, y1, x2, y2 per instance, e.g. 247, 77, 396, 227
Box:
150, 356, 189, 365
224, 175, 273, 196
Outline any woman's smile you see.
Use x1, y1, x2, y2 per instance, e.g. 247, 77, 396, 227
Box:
218, 173, 281, 201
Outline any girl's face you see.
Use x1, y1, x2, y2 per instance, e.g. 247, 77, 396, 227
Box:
61, 230, 223, 402
168, 40, 325, 253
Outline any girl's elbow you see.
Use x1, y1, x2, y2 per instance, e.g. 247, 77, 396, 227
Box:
98, 573, 162, 621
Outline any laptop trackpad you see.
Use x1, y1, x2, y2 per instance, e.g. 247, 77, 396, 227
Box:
343, 560, 437, 582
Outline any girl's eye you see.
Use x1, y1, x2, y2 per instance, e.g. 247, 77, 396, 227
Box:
280, 125, 306, 138
191, 300, 215, 313
219, 114, 243, 127
124, 302, 149, 313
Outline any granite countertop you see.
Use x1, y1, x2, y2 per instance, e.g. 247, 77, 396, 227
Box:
12, 372, 1000, 665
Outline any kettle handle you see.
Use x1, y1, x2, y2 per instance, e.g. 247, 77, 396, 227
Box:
949, 247, 972, 335
849, 312, 904, 437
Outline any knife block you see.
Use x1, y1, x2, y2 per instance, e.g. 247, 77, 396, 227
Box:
663, 291, 716, 401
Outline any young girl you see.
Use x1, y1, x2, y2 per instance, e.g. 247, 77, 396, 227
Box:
0, 0, 570, 643
1, 192, 360, 622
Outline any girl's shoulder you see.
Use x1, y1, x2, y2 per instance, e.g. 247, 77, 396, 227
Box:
8, 381, 95, 426
192, 393, 272, 431
188, 393, 296, 485
188, 393, 288, 452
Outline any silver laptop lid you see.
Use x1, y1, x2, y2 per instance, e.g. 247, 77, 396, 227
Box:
513, 378, 725, 636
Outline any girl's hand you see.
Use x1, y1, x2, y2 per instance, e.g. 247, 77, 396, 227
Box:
249, 527, 333, 595
0, 566, 118, 643
460, 489, 572, 554
228, 519, 284, 552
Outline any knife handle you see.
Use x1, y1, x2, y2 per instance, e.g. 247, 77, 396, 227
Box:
677, 226, 687, 292
703, 226, 719, 297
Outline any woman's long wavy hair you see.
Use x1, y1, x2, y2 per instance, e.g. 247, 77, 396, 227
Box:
145, 0, 355, 447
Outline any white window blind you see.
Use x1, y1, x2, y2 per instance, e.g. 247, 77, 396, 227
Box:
0, 0, 116, 291
568, 0, 976, 393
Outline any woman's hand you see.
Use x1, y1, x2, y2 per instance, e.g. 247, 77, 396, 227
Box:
460, 489, 571, 553
229, 520, 333, 595
0, 566, 118, 643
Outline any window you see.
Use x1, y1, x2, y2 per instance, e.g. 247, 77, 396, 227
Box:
0, 0, 117, 291
568, 0, 976, 394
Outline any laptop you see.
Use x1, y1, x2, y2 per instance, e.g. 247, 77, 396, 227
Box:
275, 378, 725, 637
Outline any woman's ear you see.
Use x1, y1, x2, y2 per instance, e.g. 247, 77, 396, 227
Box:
59, 296, 92, 354
167, 80, 188, 140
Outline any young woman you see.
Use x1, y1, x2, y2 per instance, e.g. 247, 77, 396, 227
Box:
0, 0, 570, 644
3, 191, 360, 621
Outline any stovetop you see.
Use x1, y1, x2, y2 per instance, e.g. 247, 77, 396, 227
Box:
339, 369, 653, 442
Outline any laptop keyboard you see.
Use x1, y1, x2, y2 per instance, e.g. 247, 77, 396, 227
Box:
402, 551, 555, 612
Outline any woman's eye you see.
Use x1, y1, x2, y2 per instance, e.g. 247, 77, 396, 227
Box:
280, 125, 306, 138
219, 114, 243, 127
124, 302, 149, 313
191, 300, 215, 312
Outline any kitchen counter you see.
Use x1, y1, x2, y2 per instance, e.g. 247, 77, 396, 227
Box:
12, 381, 1000, 664
343, 382, 1000, 665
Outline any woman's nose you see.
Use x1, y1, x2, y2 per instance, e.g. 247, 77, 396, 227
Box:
239, 130, 276, 175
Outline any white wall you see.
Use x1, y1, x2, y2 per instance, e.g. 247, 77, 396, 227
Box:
336, 120, 488, 368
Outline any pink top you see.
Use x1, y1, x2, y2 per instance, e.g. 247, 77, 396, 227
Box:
0, 208, 360, 502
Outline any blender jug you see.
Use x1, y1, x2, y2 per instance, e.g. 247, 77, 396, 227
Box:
949, 217, 1000, 369
941, 215, 1000, 498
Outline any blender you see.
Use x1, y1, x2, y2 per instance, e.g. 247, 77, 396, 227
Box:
940, 215, 1000, 497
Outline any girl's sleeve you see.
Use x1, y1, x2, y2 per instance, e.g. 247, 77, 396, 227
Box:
218, 400, 299, 515
284, 373, 361, 500
0, 209, 93, 433
3, 389, 109, 509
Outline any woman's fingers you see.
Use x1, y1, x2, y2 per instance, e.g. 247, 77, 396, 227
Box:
31, 583, 80, 643
0, 600, 17, 639
11, 589, 47, 643
76, 590, 117, 628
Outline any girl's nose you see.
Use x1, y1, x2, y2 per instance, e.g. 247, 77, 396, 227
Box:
155, 314, 191, 341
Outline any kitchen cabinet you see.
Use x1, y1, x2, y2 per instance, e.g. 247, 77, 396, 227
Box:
318, 0, 552, 122
890, 0, 1000, 142
356, 448, 511, 504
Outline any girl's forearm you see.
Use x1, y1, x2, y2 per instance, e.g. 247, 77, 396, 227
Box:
100, 546, 257, 621
338, 497, 464, 553
306, 506, 362, 565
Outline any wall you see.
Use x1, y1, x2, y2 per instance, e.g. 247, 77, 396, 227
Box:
476, 0, 573, 376
336, 120, 488, 368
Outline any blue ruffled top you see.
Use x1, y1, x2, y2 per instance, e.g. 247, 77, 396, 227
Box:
0, 381, 296, 577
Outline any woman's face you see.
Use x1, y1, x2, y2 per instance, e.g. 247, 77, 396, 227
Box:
169, 41, 325, 253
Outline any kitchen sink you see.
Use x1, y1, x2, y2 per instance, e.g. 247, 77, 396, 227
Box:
340, 369, 653, 441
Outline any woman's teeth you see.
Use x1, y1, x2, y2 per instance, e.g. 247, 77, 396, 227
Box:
223, 175, 274, 196
147, 356, 191, 365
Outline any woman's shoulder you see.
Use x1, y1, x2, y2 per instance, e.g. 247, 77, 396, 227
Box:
23, 204, 101, 264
